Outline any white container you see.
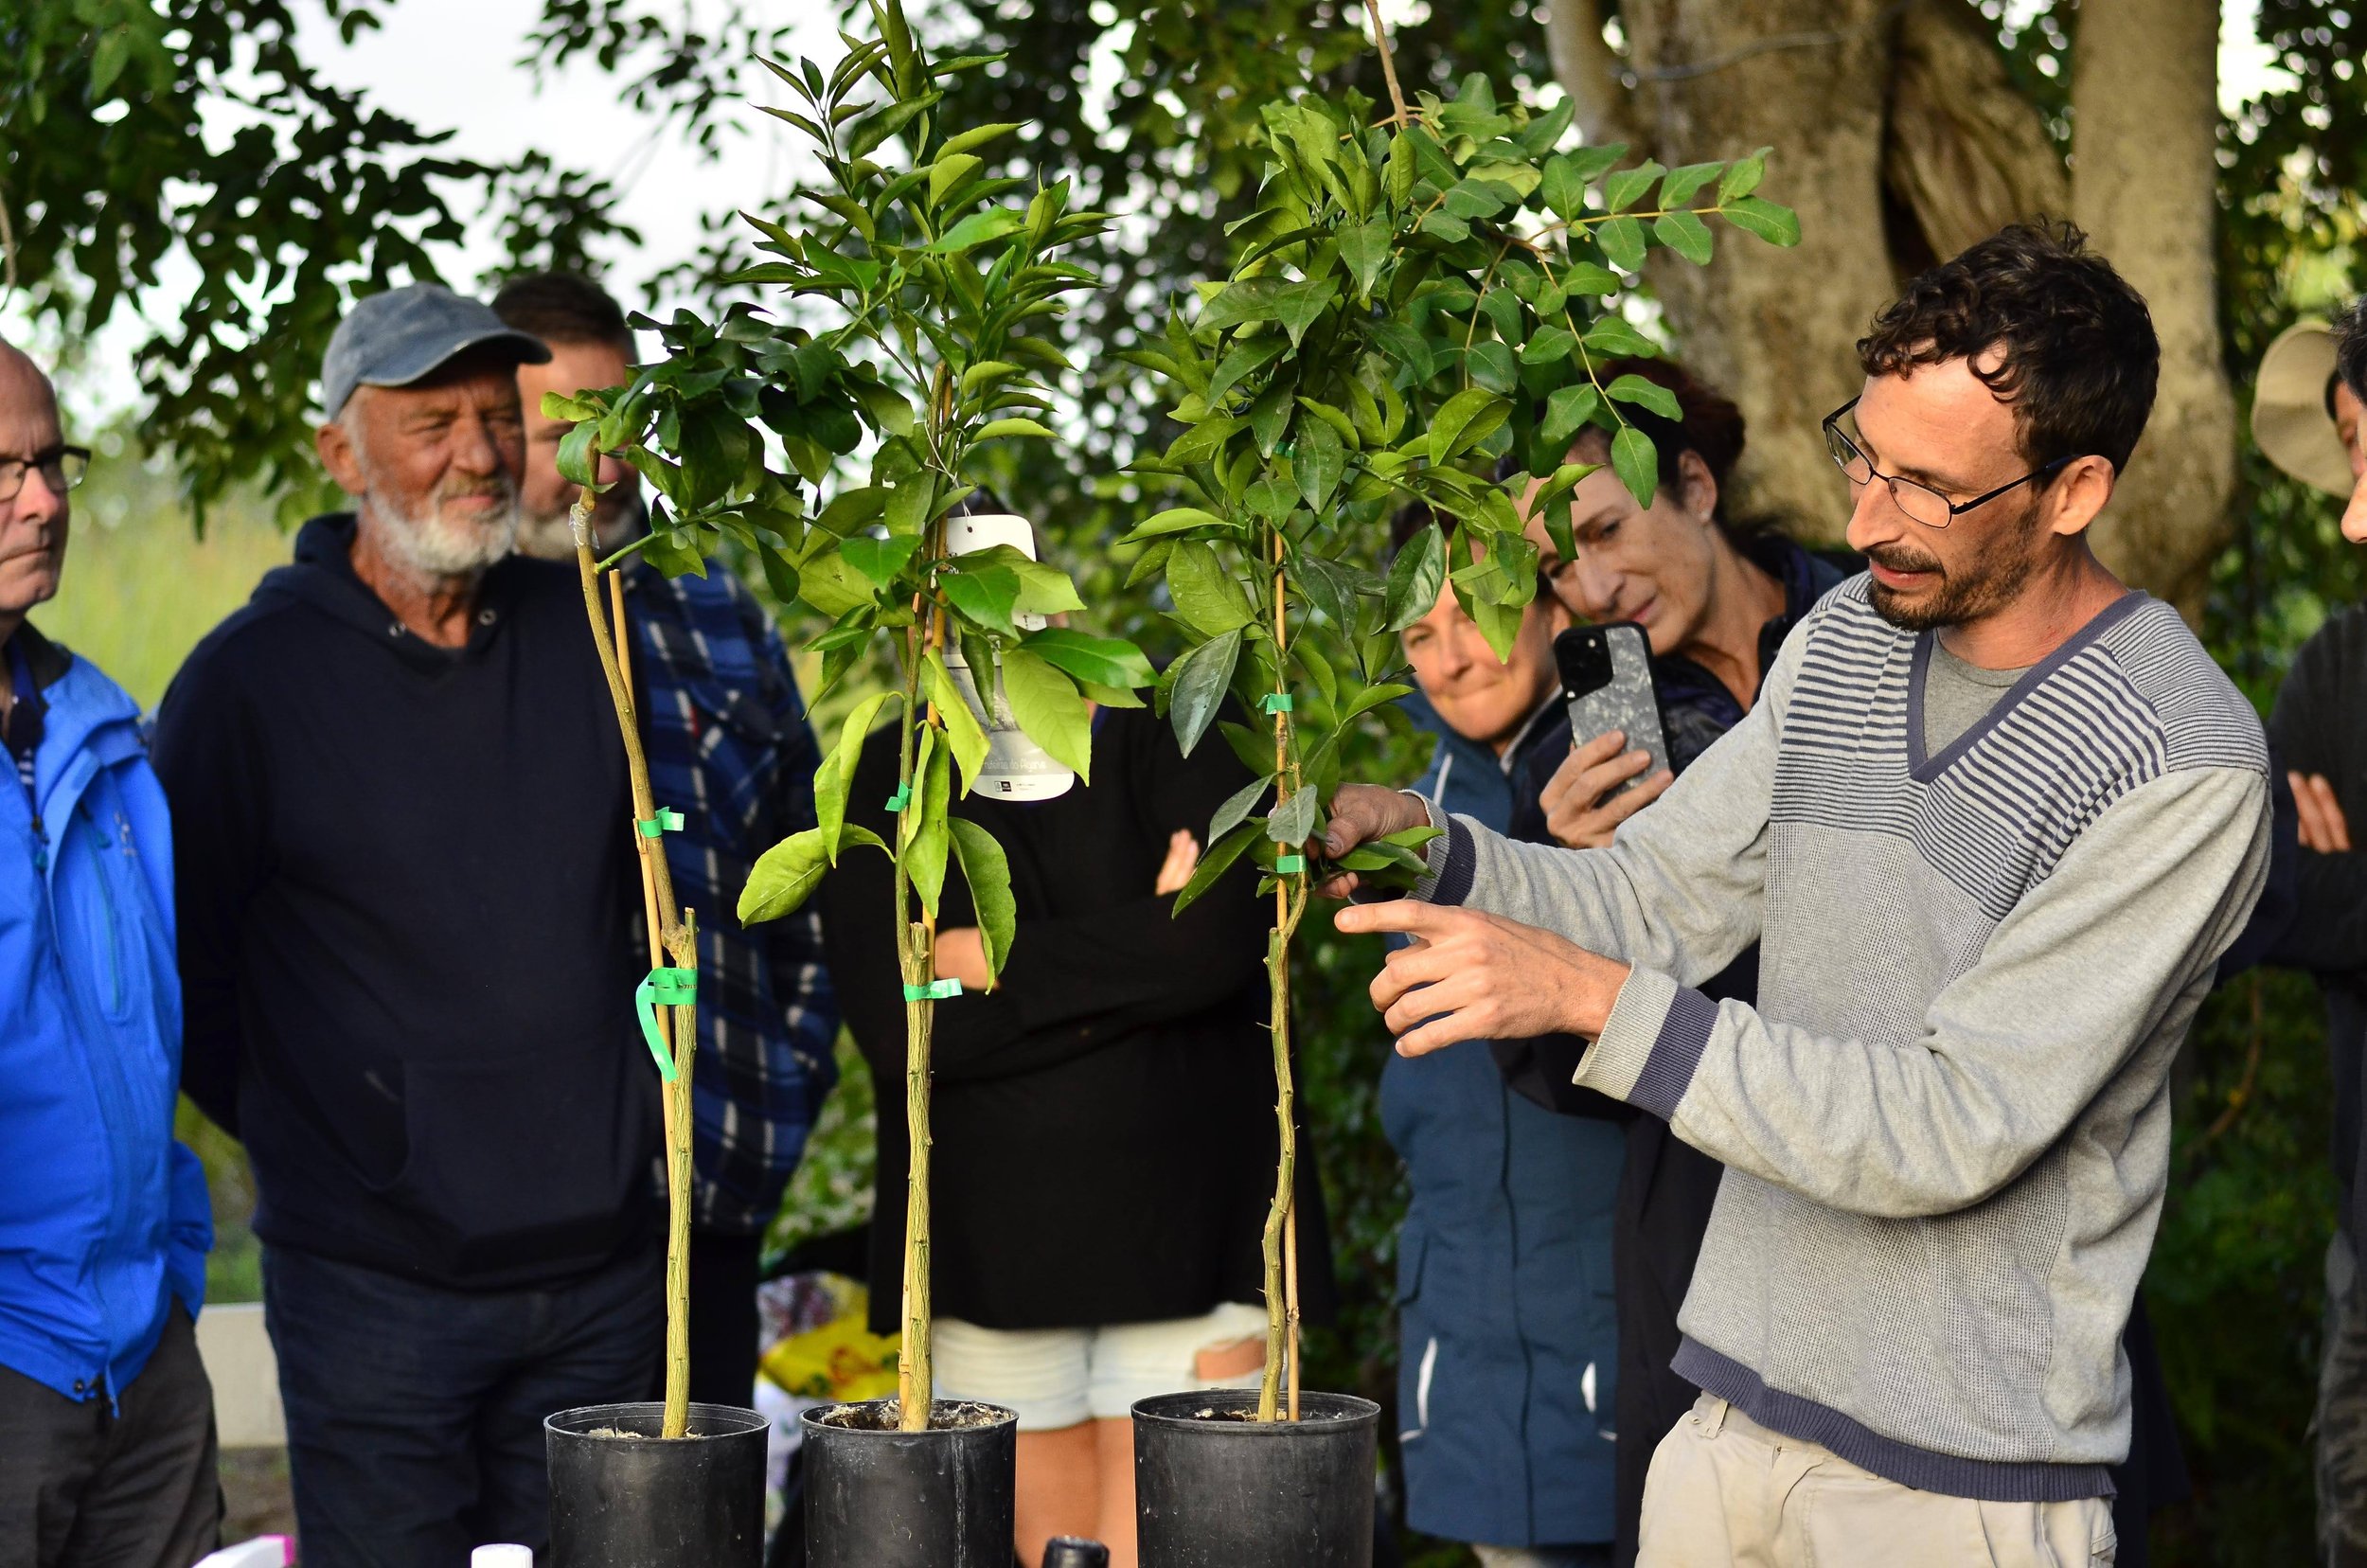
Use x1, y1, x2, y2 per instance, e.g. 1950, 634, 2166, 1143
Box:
471, 1548, 533, 1568
941, 512, 1076, 802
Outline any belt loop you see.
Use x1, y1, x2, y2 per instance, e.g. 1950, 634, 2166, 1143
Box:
1698, 1394, 1730, 1438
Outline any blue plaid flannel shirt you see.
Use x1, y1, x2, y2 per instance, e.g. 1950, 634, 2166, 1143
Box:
628, 559, 840, 1235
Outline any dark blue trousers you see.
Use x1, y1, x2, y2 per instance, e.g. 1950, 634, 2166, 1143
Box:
264, 1239, 664, 1568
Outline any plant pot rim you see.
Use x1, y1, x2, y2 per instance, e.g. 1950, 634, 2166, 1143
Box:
1129, 1389, 1380, 1430
545, 1400, 769, 1444
799, 1397, 1019, 1436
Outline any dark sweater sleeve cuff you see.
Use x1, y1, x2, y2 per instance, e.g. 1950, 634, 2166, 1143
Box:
1409, 795, 1476, 907
1575, 968, 1717, 1119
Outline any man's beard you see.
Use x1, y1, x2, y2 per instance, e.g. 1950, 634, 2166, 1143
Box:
515, 487, 644, 562
364, 473, 521, 579
1864, 496, 2048, 633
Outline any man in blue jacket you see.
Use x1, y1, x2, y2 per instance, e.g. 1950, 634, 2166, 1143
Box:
1383, 505, 1622, 1566
0, 339, 218, 1566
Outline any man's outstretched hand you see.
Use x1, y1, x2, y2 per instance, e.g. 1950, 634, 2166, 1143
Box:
1332, 899, 1632, 1056
1314, 784, 1435, 898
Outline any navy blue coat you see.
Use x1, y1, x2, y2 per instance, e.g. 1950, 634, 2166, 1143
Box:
1381, 694, 1623, 1549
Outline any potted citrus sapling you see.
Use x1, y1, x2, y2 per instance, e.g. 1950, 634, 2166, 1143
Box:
1121, 38, 1796, 1567
543, 4, 1147, 1562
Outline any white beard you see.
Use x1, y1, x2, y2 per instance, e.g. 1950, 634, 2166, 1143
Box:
363, 475, 521, 579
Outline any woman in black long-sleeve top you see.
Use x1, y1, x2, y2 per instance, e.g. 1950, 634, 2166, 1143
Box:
820, 699, 1334, 1567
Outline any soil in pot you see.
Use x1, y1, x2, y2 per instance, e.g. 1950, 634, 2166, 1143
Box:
545, 1401, 768, 1568
1130, 1389, 1379, 1568
801, 1398, 1018, 1568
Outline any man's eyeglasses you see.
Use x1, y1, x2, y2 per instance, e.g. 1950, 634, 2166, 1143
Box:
0, 446, 91, 506
1822, 399, 2070, 530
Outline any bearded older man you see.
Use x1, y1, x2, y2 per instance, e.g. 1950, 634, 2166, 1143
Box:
152, 285, 664, 1568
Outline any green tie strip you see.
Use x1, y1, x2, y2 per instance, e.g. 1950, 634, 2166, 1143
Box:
634, 967, 697, 1081
902, 978, 965, 1002
635, 807, 685, 838
1260, 692, 1293, 713
883, 785, 911, 811
1274, 854, 1307, 874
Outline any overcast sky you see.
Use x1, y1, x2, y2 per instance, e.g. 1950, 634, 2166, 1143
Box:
19, 0, 2299, 425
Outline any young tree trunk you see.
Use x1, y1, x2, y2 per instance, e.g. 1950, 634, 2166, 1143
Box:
2071, 0, 2237, 616
1544, 0, 2231, 597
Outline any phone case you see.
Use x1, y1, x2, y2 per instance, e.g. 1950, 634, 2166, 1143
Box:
1555, 624, 1670, 796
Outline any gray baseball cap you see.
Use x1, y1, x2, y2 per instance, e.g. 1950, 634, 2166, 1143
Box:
320, 283, 551, 419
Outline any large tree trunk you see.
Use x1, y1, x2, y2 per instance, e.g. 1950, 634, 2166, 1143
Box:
1544, 0, 2227, 587
2071, 0, 2236, 615
1611, 0, 1901, 536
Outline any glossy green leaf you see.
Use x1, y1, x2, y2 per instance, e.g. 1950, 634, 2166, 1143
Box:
1383, 520, 1448, 633
974, 417, 1057, 440
1718, 148, 1771, 203
1560, 260, 1620, 296
841, 532, 922, 587
1658, 161, 1724, 207
1724, 195, 1802, 247
1583, 315, 1658, 359
1267, 784, 1319, 846
947, 818, 1015, 980
1654, 209, 1714, 265
1294, 418, 1345, 511
1165, 628, 1243, 757
929, 207, 1023, 254
1167, 541, 1259, 635
924, 653, 990, 796
1021, 627, 1155, 690
739, 827, 830, 924
1606, 372, 1682, 420
928, 152, 984, 206
1597, 214, 1647, 272
1169, 820, 1258, 916
1000, 647, 1095, 780
1120, 507, 1234, 544
1541, 383, 1605, 448
904, 739, 954, 917
1603, 160, 1664, 212
1341, 218, 1391, 300
1429, 387, 1510, 464
814, 690, 900, 860
1611, 424, 1660, 508
1519, 325, 1577, 365
1209, 773, 1274, 845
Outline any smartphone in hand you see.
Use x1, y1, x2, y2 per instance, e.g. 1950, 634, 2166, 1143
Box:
1554, 624, 1670, 796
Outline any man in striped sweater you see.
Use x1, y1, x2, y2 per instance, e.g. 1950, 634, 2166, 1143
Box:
1324, 223, 2272, 1565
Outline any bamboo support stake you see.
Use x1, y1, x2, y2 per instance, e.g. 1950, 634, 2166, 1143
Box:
1257, 517, 1304, 1422
570, 487, 698, 1439
892, 609, 938, 1433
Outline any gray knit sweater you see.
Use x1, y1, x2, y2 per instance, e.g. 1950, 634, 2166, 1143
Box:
1412, 579, 2270, 1500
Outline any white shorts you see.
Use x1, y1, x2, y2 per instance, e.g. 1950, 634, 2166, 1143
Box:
933, 1302, 1270, 1430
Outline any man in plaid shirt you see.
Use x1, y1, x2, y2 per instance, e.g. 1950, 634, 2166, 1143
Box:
497, 273, 840, 1405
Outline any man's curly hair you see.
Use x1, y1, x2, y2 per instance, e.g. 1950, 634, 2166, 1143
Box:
1857, 220, 2158, 477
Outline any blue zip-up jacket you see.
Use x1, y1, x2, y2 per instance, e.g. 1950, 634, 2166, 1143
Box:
0, 624, 208, 1406
1381, 690, 1624, 1548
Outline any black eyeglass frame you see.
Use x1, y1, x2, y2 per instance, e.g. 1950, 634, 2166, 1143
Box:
1821, 398, 2074, 530
0, 444, 92, 505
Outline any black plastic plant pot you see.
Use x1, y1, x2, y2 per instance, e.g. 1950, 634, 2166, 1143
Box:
545, 1401, 769, 1568
1131, 1389, 1380, 1568
800, 1398, 1018, 1568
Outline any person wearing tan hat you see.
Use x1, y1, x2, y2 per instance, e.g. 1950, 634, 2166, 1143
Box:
2259, 304, 2367, 1567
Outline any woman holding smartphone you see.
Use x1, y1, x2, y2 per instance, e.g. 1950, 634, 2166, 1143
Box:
1501, 357, 1848, 1566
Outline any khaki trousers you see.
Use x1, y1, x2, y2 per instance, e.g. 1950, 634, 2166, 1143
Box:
1637, 1395, 2117, 1568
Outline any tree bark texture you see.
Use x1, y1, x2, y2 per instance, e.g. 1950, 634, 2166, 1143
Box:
2071, 0, 2237, 615
1544, 0, 2234, 603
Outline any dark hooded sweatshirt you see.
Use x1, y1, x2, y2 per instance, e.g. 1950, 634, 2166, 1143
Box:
152, 514, 659, 1289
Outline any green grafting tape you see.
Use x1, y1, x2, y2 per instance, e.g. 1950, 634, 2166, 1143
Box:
1274, 854, 1307, 874
635, 808, 685, 838
883, 785, 911, 811
1260, 692, 1293, 714
634, 967, 697, 1081
902, 978, 965, 1002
